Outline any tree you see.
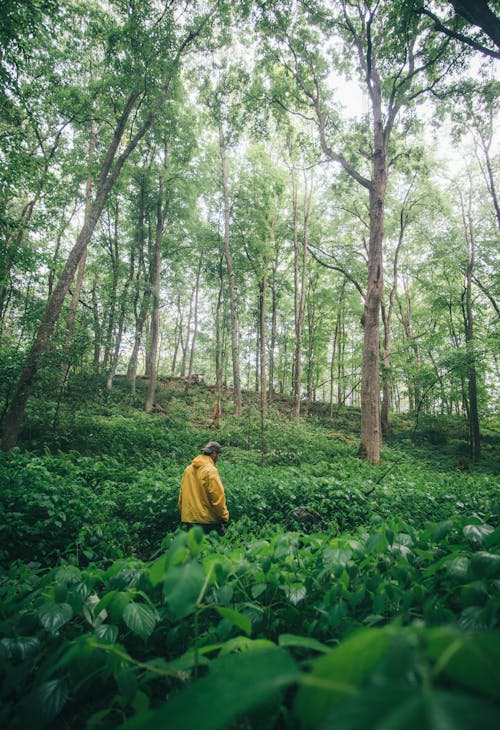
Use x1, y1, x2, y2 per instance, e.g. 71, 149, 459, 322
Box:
257, 0, 468, 462
415, 0, 500, 59
1, 0, 224, 450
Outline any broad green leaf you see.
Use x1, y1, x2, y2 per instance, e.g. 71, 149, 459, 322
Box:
121, 648, 299, 730
459, 580, 488, 607
294, 628, 393, 728
148, 553, 167, 588
431, 520, 455, 542
324, 548, 352, 567
93, 624, 119, 643
163, 561, 206, 619
445, 555, 470, 580
96, 590, 133, 622
187, 525, 205, 556
19, 679, 68, 729
38, 603, 73, 633
165, 531, 189, 567
426, 628, 500, 700
1, 636, 40, 661
458, 606, 490, 631
278, 633, 330, 653
470, 551, 500, 579
123, 602, 158, 640
219, 636, 276, 656
115, 665, 138, 704
216, 607, 252, 636
283, 583, 307, 605
463, 524, 494, 547
216, 584, 233, 604
365, 532, 389, 554
485, 527, 500, 549
319, 685, 500, 730
251, 582, 267, 599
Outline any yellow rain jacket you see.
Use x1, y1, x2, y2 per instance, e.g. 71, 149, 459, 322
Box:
178, 455, 229, 525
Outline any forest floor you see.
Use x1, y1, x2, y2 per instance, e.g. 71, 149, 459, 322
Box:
1, 374, 499, 729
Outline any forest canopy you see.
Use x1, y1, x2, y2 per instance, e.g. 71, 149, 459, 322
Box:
0, 0, 499, 463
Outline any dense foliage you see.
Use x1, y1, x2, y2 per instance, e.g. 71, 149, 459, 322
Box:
1, 387, 499, 728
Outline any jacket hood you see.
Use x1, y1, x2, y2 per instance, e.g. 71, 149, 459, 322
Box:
192, 454, 213, 469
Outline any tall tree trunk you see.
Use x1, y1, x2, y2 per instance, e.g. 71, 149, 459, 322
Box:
187, 254, 202, 386
460, 183, 481, 462
127, 171, 149, 395
145, 146, 169, 413
291, 166, 308, 421
213, 260, 224, 429
397, 277, 422, 412
259, 275, 267, 415
170, 297, 182, 376
219, 119, 242, 416
64, 120, 97, 373
381, 193, 411, 436
329, 281, 345, 416
107, 231, 136, 391
181, 284, 195, 378
90, 279, 102, 374
103, 207, 120, 373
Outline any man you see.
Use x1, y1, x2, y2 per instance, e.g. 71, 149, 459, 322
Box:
178, 441, 229, 535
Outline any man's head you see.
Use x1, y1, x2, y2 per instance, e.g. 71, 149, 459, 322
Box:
201, 441, 222, 462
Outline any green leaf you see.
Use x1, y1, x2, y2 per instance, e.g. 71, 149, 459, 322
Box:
163, 561, 206, 619
445, 555, 470, 580
470, 551, 500, 579
121, 648, 299, 730
19, 679, 69, 729
294, 628, 393, 728
365, 532, 389, 554
1, 636, 40, 661
187, 525, 205, 556
219, 636, 276, 655
115, 666, 138, 704
431, 520, 455, 542
123, 602, 158, 641
93, 624, 119, 643
278, 633, 330, 653
426, 627, 500, 700
319, 685, 500, 730
216, 607, 252, 636
96, 590, 132, 622
148, 553, 167, 588
463, 524, 494, 547
38, 603, 73, 633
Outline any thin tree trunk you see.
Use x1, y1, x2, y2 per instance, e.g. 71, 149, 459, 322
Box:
127, 171, 149, 394
219, 118, 242, 415
259, 275, 267, 415
103, 208, 120, 373
213, 260, 224, 429
460, 183, 481, 462
145, 145, 169, 413
187, 254, 202, 386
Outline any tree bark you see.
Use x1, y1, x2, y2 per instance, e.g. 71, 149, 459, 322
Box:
187, 254, 202, 386
145, 146, 169, 413
460, 182, 481, 462
219, 119, 242, 416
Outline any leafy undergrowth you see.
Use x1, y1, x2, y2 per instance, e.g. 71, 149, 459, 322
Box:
1, 400, 499, 728
1, 518, 499, 729
1, 447, 498, 566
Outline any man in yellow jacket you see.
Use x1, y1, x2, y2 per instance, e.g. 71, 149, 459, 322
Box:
178, 441, 229, 535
